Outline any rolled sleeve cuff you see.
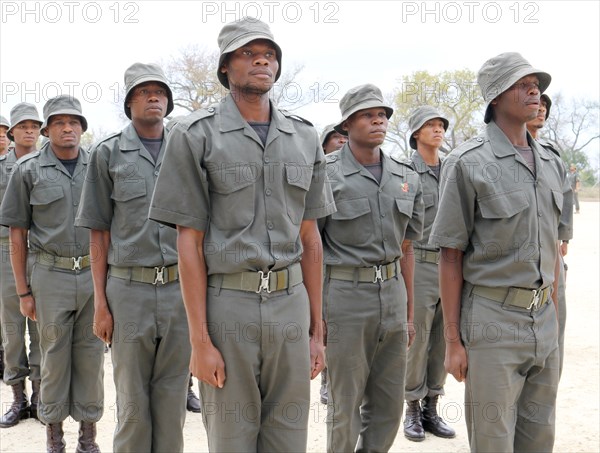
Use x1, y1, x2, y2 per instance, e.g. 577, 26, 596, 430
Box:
428, 234, 468, 252
149, 206, 208, 231
0, 217, 29, 230
74, 217, 110, 231
405, 230, 423, 242
303, 201, 337, 221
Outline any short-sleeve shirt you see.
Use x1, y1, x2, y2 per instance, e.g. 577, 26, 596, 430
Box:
409, 150, 442, 252
149, 94, 336, 274
75, 123, 177, 267
321, 145, 424, 267
0, 143, 90, 257
429, 120, 572, 289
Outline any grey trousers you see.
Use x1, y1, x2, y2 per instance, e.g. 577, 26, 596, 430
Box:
461, 283, 559, 453
325, 275, 408, 453
557, 256, 567, 378
30, 262, 104, 424
405, 258, 447, 401
107, 275, 190, 453
200, 283, 311, 453
1, 243, 41, 384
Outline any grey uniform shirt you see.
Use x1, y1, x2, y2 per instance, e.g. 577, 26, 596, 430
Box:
409, 150, 441, 252
149, 94, 336, 274
321, 145, 424, 267
75, 123, 177, 267
0, 150, 18, 241
430, 120, 572, 289
0, 143, 90, 257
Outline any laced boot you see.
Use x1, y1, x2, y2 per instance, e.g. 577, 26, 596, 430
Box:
403, 400, 425, 442
0, 380, 30, 428
75, 421, 100, 453
186, 375, 201, 413
422, 395, 456, 439
46, 422, 66, 453
30, 379, 41, 421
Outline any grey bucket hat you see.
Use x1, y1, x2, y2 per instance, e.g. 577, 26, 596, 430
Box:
217, 17, 282, 89
408, 105, 449, 150
478, 52, 551, 124
334, 84, 394, 135
7, 103, 42, 141
320, 123, 337, 147
41, 95, 88, 137
540, 93, 552, 120
124, 62, 174, 120
0, 115, 10, 130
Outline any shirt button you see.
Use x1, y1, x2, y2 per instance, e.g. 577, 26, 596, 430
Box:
378, 188, 383, 193
267, 222, 274, 230
265, 188, 272, 196
162, 248, 167, 253
538, 212, 542, 217
73, 200, 78, 206
154, 171, 159, 176
159, 225, 164, 228
264, 157, 270, 164
381, 213, 386, 218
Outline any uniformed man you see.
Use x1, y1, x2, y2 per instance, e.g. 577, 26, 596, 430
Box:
318, 122, 347, 406
0, 114, 9, 380
431, 52, 572, 452
75, 63, 190, 452
321, 84, 424, 452
403, 105, 455, 442
0, 104, 43, 428
149, 17, 335, 452
1, 95, 104, 452
526, 94, 573, 378
320, 123, 347, 155
569, 164, 581, 213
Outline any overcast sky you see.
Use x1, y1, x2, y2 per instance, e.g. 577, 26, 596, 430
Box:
1, 0, 599, 139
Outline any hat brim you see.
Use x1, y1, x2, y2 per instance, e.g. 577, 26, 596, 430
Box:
217, 35, 282, 89
484, 68, 551, 123
41, 111, 88, 137
409, 114, 449, 150
124, 77, 174, 120
7, 116, 43, 141
333, 101, 394, 136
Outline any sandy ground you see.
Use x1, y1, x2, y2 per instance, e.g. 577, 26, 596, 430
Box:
1, 202, 598, 452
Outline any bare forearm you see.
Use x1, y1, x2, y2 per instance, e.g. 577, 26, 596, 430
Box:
177, 227, 210, 345
439, 247, 464, 345
90, 230, 110, 307
9, 227, 29, 293
400, 240, 415, 324
300, 220, 324, 343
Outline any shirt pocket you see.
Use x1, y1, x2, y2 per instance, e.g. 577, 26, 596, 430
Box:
208, 164, 255, 230
30, 186, 65, 228
284, 163, 312, 225
330, 197, 373, 245
478, 190, 529, 249
551, 190, 563, 215
111, 180, 148, 230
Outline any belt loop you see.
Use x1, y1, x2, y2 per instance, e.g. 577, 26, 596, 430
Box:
324, 265, 331, 283
286, 268, 295, 295
126, 267, 132, 285
395, 260, 400, 280
352, 267, 359, 288
212, 274, 223, 297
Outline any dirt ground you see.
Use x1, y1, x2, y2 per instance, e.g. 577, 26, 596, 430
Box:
1, 202, 598, 452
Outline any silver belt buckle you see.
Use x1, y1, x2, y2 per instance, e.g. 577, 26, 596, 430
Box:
71, 256, 82, 271
527, 289, 541, 310
154, 266, 166, 285
373, 265, 384, 283
256, 270, 272, 293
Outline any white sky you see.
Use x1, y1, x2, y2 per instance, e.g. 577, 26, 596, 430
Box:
1, 0, 599, 138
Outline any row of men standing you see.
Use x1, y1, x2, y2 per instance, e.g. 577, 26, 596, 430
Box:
0, 16, 572, 453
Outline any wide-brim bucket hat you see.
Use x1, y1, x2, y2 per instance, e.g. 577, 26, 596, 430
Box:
7, 103, 42, 141
124, 62, 174, 119
408, 105, 449, 150
41, 95, 88, 136
333, 84, 393, 136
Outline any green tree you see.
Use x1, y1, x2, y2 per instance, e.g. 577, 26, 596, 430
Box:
387, 69, 485, 157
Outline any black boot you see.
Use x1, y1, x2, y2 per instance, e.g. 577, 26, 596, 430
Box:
0, 380, 30, 428
75, 421, 100, 453
30, 379, 41, 421
186, 375, 201, 413
403, 400, 425, 442
319, 368, 328, 405
422, 395, 456, 439
46, 422, 66, 453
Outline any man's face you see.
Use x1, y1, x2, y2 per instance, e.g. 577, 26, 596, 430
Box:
11, 120, 41, 148
493, 75, 541, 123
0, 126, 9, 154
221, 39, 279, 95
413, 118, 446, 150
323, 132, 347, 154
47, 114, 82, 149
526, 98, 547, 131
343, 107, 388, 148
128, 82, 169, 124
